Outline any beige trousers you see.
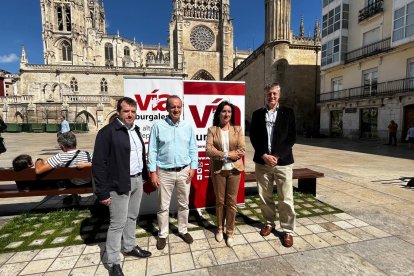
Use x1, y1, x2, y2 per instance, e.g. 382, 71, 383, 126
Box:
157, 166, 191, 238
211, 169, 241, 236
255, 163, 295, 233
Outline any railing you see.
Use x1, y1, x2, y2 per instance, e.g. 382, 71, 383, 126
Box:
62, 95, 111, 103
358, 0, 384, 22
345, 37, 391, 63
318, 77, 414, 103
0, 95, 34, 104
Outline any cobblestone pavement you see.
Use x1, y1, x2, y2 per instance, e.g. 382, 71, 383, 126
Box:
0, 132, 413, 275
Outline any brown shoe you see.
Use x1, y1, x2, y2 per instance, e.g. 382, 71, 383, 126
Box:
260, 225, 272, 236
156, 238, 166, 250
282, 233, 293, 247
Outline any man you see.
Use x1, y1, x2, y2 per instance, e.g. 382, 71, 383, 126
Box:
148, 95, 198, 250
35, 131, 92, 204
387, 120, 398, 146
250, 82, 296, 247
59, 115, 70, 135
93, 97, 151, 276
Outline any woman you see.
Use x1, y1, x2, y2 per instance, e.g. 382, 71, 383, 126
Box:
206, 101, 245, 247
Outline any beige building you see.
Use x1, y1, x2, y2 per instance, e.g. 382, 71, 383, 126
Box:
225, 0, 321, 134
319, 0, 414, 140
0, 70, 18, 97
4, 0, 242, 129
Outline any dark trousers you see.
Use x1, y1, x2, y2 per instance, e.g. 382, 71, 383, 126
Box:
388, 133, 397, 145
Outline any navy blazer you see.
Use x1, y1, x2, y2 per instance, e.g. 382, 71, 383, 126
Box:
250, 106, 296, 166
92, 119, 149, 201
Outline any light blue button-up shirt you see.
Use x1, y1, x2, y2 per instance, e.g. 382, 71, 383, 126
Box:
61, 120, 70, 133
148, 117, 198, 172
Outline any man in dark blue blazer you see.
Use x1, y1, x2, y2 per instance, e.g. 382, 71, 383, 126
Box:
250, 82, 296, 247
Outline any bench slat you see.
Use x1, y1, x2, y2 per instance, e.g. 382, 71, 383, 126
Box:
0, 185, 93, 198
0, 167, 92, 181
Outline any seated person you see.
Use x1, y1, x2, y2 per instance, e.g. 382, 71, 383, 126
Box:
12, 154, 61, 191
35, 132, 92, 204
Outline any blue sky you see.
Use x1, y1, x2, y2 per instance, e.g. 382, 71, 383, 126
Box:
1, 0, 321, 74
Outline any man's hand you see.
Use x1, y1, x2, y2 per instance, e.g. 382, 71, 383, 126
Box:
151, 172, 160, 188
100, 198, 112, 206
186, 169, 195, 184
262, 154, 278, 167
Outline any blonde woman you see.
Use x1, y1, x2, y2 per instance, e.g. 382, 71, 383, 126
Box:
206, 101, 245, 247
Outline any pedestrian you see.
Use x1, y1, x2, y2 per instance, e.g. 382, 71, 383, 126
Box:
35, 132, 92, 204
0, 116, 7, 154
206, 101, 245, 247
407, 124, 414, 149
148, 95, 198, 250
249, 82, 296, 248
92, 97, 151, 276
58, 115, 70, 136
387, 120, 398, 146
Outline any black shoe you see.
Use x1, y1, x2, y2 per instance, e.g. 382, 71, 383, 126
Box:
124, 246, 151, 258
62, 195, 74, 205
110, 264, 124, 276
179, 233, 194, 244
156, 237, 167, 250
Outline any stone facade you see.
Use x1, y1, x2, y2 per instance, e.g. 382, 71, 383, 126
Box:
4, 0, 240, 130
226, 0, 321, 133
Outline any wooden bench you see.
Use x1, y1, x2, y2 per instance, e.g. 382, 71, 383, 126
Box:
0, 167, 93, 198
244, 168, 324, 196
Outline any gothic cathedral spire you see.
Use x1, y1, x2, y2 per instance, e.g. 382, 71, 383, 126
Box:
265, 0, 291, 42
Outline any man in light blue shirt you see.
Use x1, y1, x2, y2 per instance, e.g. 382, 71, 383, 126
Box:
148, 95, 198, 250
59, 116, 70, 134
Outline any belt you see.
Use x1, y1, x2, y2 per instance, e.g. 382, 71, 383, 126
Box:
160, 165, 187, 172
130, 172, 142, 177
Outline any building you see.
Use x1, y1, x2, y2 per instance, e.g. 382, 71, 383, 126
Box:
225, 0, 321, 134
0, 70, 18, 97
319, 0, 414, 140
5, 0, 242, 129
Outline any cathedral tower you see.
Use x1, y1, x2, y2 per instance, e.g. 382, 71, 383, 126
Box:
265, 0, 291, 42
40, 0, 106, 65
170, 0, 234, 80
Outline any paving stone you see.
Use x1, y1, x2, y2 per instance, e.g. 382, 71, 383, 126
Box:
5, 241, 23, 249
316, 232, 347, 246
29, 239, 47, 246
189, 230, 206, 240
61, 228, 74, 234
20, 231, 35, 237
44, 269, 71, 276
305, 224, 328, 234
41, 230, 55, 236
242, 232, 265, 243
48, 256, 79, 271
82, 244, 102, 255
334, 213, 355, 220
346, 228, 375, 241
59, 244, 86, 257
51, 236, 69, 244
359, 226, 391, 238
318, 222, 343, 232
0, 253, 14, 266
123, 259, 146, 276
19, 259, 54, 275
268, 240, 297, 255
250, 241, 279, 258
69, 265, 98, 276
192, 249, 217, 268
294, 225, 312, 236
232, 244, 259, 261
292, 236, 314, 252
147, 255, 170, 275
346, 218, 369, 227
169, 234, 183, 243
212, 247, 239, 265
208, 237, 227, 249
6, 250, 39, 263
228, 234, 248, 246
34, 247, 64, 260
136, 237, 149, 248
236, 224, 256, 234
148, 245, 169, 257
75, 253, 101, 267
0, 233, 11, 238
333, 220, 355, 229
190, 238, 211, 251
301, 234, 330, 249
171, 252, 195, 272
296, 217, 314, 225
331, 230, 361, 243
0, 262, 28, 276
169, 241, 191, 254
308, 216, 329, 223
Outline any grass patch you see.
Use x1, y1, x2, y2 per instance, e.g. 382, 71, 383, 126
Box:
0, 192, 342, 253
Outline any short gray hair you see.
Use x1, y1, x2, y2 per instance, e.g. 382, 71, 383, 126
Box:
264, 82, 281, 91
57, 132, 77, 149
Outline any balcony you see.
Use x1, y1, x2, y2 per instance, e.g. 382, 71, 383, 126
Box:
318, 77, 414, 103
345, 37, 391, 63
358, 0, 384, 22
62, 95, 111, 104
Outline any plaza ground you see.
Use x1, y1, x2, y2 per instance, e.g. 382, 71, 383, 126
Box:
0, 131, 413, 275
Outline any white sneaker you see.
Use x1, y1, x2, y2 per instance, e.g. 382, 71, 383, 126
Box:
226, 237, 234, 247
215, 231, 223, 242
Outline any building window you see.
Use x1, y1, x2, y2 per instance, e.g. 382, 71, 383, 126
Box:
321, 38, 340, 66
332, 77, 343, 99
363, 68, 378, 95
322, 5, 341, 37
407, 58, 414, 88
100, 78, 108, 93
57, 5, 71, 31
146, 52, 155, 64
124, 46, 130, 57
363, 27, 381, 46
393, 2, 414, 42
70, 77, 78, 92
61, 41, 72, 61
323, 0, 335, 8
105, 43, 113, 66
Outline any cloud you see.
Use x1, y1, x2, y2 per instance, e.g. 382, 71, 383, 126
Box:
0, 53, 19, 63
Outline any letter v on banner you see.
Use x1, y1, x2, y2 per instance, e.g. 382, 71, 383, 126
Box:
183, 80, 245, 209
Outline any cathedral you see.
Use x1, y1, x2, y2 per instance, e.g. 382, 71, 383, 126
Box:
9, 0, 320, 132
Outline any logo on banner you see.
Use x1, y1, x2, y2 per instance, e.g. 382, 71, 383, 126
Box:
189, 98, 242, 128
134, 89, 169, 111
